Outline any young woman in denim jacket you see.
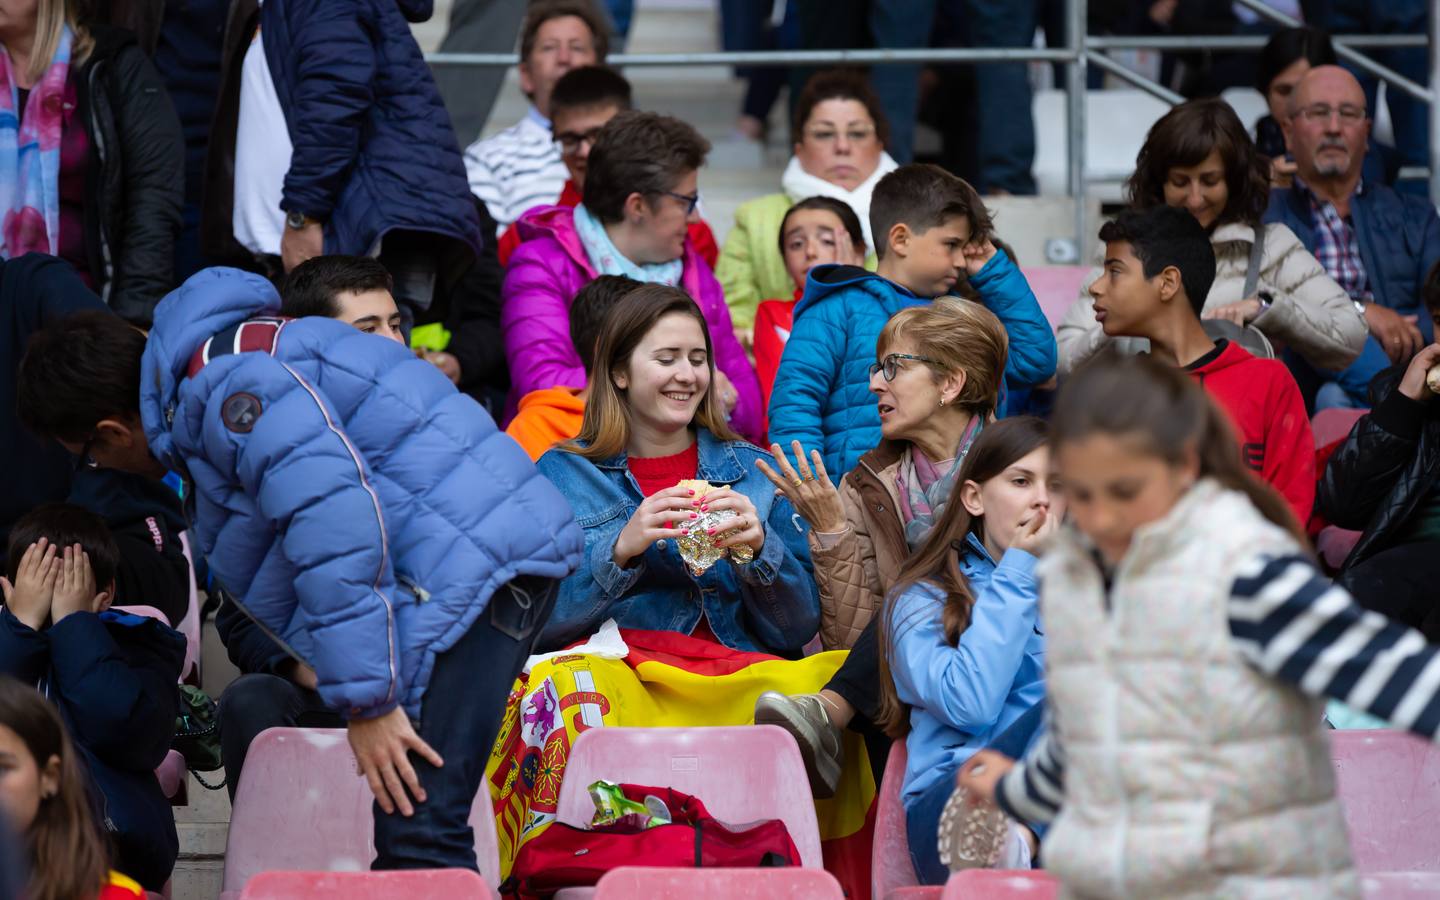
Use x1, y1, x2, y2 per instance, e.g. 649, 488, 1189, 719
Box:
535, 285, 820, 655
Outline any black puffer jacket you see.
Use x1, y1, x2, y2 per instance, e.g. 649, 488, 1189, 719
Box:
1318, 365, 1440, 570
76, 25, 184, 326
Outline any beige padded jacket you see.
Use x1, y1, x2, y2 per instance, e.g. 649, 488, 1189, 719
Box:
1057, 221, 1367, 376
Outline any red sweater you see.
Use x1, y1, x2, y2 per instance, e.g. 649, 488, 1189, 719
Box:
1186, 340, 1316, 523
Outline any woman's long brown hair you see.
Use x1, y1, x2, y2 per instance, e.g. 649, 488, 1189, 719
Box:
0, 676, 110, 900
563, 284, 741, 460
877, 417, 1051, 738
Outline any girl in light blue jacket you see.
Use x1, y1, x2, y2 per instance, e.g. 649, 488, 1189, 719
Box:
878, 416, 1059, 884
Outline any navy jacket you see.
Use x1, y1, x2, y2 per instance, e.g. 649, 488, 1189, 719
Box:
0, 608, 184, 890
261, 0, 481, 283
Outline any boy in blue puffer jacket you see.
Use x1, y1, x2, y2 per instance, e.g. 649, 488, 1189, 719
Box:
15, 270, 584, 873
769, 164, 1057, 476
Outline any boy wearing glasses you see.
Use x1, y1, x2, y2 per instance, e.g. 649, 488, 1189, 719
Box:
769, 163, 1057, 476
1267, 65, 1440, 409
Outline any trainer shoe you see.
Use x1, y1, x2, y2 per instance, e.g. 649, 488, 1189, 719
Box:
753, 691, 844, 799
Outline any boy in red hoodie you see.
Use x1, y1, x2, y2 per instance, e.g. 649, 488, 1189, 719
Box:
1086, 205, 1315, 522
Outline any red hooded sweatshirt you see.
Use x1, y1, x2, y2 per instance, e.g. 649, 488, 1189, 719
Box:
1185, 339, 1316, 523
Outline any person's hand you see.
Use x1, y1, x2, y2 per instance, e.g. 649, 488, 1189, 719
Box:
280, 219, 324, 273
1269, 156, 1298, 189
423, 350, 462, 385
958, 749, 1016, 806
1397, 343, 1440, 402
756, 441, 847, 534
961, 237, 997, 277
1364, 303, 1425, 363
0, 538, 59, 630
1009, 507, 1060, 556
714, 370, 739, 415
280, 658, 320, 692
613, 485, 700, 568
1203, 298, 1263, 326
50, 545, 102, 623
694, 486, 766, 554
833, 228, 864, 268
347, 706, 444, 816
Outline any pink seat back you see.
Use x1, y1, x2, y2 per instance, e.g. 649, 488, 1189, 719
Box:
1312, 408, 1368, 449
238, 869, 495, 898
554, 726, 824, 867
1019, 266, 1092, 332
113, 605, 171, 626
873, 741, 920, 897
593, 867, 844, 898
155, 749, 187, 801
1330, 730, 1440, 872
1358, 872, 1440, 898
941, 869, 1060, 898
222, 728, 501, 892
176, 532, 202, 682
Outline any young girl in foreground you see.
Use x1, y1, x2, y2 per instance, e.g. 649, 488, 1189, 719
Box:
879, 416, 1059, 884
0, 676, 144, 900
961, 354, 1440, 898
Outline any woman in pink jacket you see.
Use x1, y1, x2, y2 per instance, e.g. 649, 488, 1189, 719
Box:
501, 110, 764, 443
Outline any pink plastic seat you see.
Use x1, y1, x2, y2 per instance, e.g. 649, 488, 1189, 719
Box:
554, 726, 824, 867
155, 749, 187, 806
1312, 407, 1368, 449
221, 728, 501, 894
238, 869, 495, 898
1317, 525, 1363, 571
1360, 872, 1440, 898
1020, 266, 1092, 333
176, 532, 202, 683
1330, 730, 1440, 872
592, 866, 844, 898
873, 741, 925, 899
941, 869, 1060, 898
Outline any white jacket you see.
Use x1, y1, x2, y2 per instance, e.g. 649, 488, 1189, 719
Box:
1037, 479, 1359, 899
1057, 221, 1367, 375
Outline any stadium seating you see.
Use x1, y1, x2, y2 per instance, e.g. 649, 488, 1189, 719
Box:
237, 869, 495, 898
1021, 267, 1091, 332
873, 741, 940, 899
941, 869, 1060, 898
1331, 730, 1440, 873
591, 866, 845, 898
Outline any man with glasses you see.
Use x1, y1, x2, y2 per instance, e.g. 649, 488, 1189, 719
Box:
1267, 65, 1440, 409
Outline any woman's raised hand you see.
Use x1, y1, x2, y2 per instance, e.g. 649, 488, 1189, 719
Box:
756, 441, 847, 534
613, 485, 701, 568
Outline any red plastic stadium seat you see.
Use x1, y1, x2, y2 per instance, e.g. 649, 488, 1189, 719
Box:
554, 725, 824, 867
1360, 872, 1440, 898
1020, 267, 1092, 333
221, 728, 501, 894
941, 869, 1060, 898
1311, 407, 1367, 449
591, 866, 844, 898
1330, 730, 1440, 872
238, 869, 495, 898
873, 741, 928, 899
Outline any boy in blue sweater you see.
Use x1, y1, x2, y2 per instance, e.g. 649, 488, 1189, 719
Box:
768, 164, 1057, 476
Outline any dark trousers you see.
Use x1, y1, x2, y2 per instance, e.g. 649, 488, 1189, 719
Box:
218, 672, 345, 801
825, 618, 893, 780
372, 575, 557, 871
1339, 541, 1440, 642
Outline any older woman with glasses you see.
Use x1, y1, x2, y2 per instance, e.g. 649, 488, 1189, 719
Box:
502, 110, 764, 442
715, 69, 895, 337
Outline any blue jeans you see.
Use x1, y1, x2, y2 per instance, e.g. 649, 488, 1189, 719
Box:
904, 700, 1046, 885
372, 575, 557, 870
1292, 335, 1392, 410
960, 0, 1039, 194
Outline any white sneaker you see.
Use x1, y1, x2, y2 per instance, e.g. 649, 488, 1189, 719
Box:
753, 691, 844, 799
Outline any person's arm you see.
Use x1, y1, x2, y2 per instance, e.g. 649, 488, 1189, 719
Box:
966, 249, 1057, 389
887, 551, 1040, 731
1055, 268, 1110, 378
100, 46, 184, 327
699, 275, 765, 443
501, 241, 587, 398
1230, 553, 1440, 739
1317, 369, 1425, 530
806, 479, 883, 650
995, 724, 1067, 827
1252, 227, 1366, 371
767, 302, 843, 465
215, 591, 295, 676
1260, 367, 1317, 524
714, 211, 762, 336
733, 490, 821, 655
442, 199, 507, 393
107, 519, 190, 630
0, 608, 51, 684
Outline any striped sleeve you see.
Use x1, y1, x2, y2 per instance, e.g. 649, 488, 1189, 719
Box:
995, 723, 1066, 826
1230, 553, 1440, 739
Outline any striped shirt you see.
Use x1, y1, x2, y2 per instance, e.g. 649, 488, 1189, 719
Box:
997, 552, 1440, 825
463, 107, 569, 233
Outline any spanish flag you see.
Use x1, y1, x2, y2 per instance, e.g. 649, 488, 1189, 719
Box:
487, 628, 877, 898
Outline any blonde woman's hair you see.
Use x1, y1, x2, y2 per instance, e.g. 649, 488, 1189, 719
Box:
564, 283, 741, 460
876, 296, 1009, 416
29, 0, 92, 84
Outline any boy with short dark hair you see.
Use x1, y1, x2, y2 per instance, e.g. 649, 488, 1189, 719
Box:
768, 163, 1057, 475
281, 255, 404, 343
0, 504, 184, 891
505, 274, 641, 460
1088, 204, 1314, 521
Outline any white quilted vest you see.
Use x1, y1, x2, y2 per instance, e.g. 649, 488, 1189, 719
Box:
1037, 479, 1359, 899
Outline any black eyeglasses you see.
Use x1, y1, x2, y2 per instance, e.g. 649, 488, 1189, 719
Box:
72, 432, 99, 473
553, 127, 603, 154
662, 190, 701, 216
868, 353, 940, 381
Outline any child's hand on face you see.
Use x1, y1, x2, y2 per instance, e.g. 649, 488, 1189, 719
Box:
833, 229, 864, 268
1010, 507, 1060, 556
958, 749, 1015, 805
0, 538, 60, 630
50, 544, 104, 624
962, 238, 997, 277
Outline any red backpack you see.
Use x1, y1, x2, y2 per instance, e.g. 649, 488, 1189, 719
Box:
501, 783, 801, 899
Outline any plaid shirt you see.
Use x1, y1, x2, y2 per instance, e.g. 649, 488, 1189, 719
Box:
1300, 179, 1371, 303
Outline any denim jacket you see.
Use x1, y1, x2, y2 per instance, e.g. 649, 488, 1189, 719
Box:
535, 428, 820, 654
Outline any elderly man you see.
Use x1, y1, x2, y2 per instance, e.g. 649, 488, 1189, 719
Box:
1266, 65, 1440, 409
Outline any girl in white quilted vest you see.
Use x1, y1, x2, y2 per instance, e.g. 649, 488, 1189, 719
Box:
960, 354, 1440, 899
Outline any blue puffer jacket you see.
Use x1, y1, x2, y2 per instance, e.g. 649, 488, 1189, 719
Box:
768, 252, 1058, 476
261, 0, 481, 266
139, 268, 582, 718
